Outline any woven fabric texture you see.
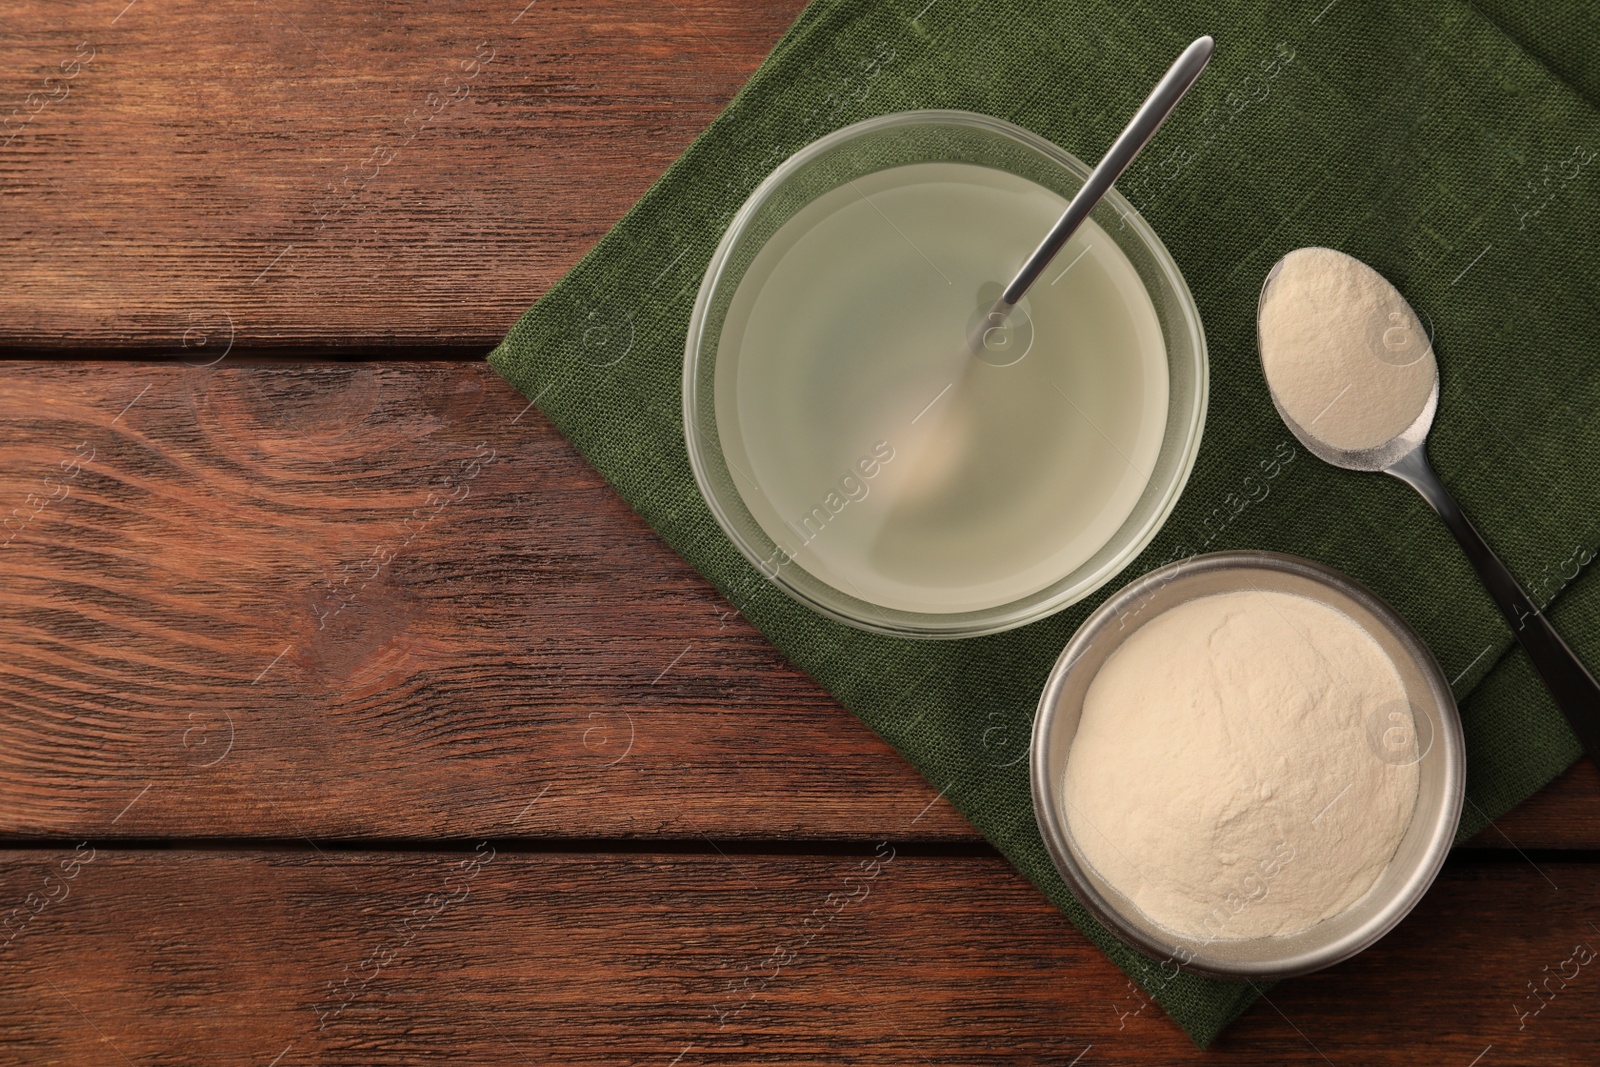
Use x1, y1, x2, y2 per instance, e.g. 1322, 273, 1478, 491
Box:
489, 0, 1600, 1044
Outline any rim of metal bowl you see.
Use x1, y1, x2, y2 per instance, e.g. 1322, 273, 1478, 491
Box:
682, 109, 1209, 639
1030, 550, 1465, 980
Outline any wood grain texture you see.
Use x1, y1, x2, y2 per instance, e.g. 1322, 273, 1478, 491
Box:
3, 361, 1596, 846
1482, 757, 1600, 851
1, 847, 1596, 1064
0, 0, 809, 351
6, 0, 1597, 1057
0, 363, 1593, 844
0, 361, 974, 840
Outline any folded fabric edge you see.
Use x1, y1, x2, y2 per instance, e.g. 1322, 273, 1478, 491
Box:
1453, 562, 1594, 843
1467, 0, 1600, 111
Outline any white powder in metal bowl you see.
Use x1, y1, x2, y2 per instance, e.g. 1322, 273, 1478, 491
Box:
1258, 246, 1436, 452
1062, 589, 1419, 940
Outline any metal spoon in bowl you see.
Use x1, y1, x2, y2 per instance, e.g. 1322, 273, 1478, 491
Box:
970, 35, 1214, 353
1257, 247, 1600, 765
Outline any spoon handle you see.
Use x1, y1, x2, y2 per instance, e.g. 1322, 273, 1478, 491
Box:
998, 35, 1214, 307
1387, 448, 1600, 764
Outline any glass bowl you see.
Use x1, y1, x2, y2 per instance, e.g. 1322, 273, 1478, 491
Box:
1031, 551, 1465, 979
683, 110, 1208, 638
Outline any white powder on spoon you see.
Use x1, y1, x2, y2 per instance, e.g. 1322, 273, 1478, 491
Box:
1258, 247, 1436, 452
1062, 590, 1419, 940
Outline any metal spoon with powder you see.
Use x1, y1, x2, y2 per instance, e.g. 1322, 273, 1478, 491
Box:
1257, 247, 1600, 765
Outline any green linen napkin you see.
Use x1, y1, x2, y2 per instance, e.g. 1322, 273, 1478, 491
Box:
490, 0, 1600, 1045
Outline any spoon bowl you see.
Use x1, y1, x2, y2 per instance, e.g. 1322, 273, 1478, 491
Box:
1257, 253, 1438, 472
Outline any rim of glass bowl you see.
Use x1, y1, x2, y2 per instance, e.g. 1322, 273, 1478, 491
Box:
682, 109, 1209, 639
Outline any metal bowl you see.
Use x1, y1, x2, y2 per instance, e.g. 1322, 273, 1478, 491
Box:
1030, 550, 1464, 980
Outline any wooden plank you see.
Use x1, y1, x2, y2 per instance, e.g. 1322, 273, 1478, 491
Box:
0, 361, 972, 840
0, 847, 1595, 1063
3, 360, 1597, 846
0, 0, 809, 350
1480, 758, 1600, 851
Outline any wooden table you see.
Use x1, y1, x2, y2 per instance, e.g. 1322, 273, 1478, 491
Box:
3, 2, 1598, 1062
